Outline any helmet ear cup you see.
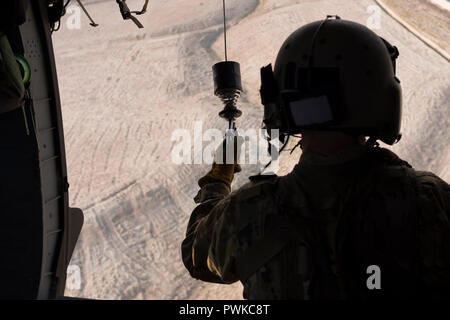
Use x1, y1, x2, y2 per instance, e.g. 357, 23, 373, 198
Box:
380, 37, 399, 75
377, 37, 401, 145
379, 79, 402, 145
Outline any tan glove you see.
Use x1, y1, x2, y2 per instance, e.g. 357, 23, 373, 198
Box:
198, 133, 244, 188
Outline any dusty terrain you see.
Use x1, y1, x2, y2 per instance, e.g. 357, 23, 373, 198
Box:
377, 0, 450, 59
52, 0, 449, 299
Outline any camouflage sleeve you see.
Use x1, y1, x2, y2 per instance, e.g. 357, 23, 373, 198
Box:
416, 172, 450, 298
182, 177, 279, 285
181, 181, 236, 283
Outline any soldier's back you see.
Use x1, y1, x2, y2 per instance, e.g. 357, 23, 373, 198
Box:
233, 146, 450, 299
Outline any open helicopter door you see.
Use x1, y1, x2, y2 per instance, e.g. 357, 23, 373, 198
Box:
0, 0, 83, 299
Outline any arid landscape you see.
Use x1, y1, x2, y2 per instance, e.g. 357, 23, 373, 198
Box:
52, 0, 449, 299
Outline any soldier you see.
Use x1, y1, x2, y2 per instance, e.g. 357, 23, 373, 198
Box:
181, 17, 450, 299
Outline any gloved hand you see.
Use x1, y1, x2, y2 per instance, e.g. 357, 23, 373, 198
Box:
198, 131, 244, 188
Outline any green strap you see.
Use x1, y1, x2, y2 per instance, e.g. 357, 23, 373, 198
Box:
15, 54, 31, 86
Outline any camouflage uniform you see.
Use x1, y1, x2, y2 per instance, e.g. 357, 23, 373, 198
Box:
181, 145, 450, 299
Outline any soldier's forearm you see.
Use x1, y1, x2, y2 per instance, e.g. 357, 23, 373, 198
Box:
181, 182, 232, 283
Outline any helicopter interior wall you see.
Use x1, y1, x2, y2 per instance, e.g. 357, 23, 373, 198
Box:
0, 0, 70, 299
0, 107, 43, 299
